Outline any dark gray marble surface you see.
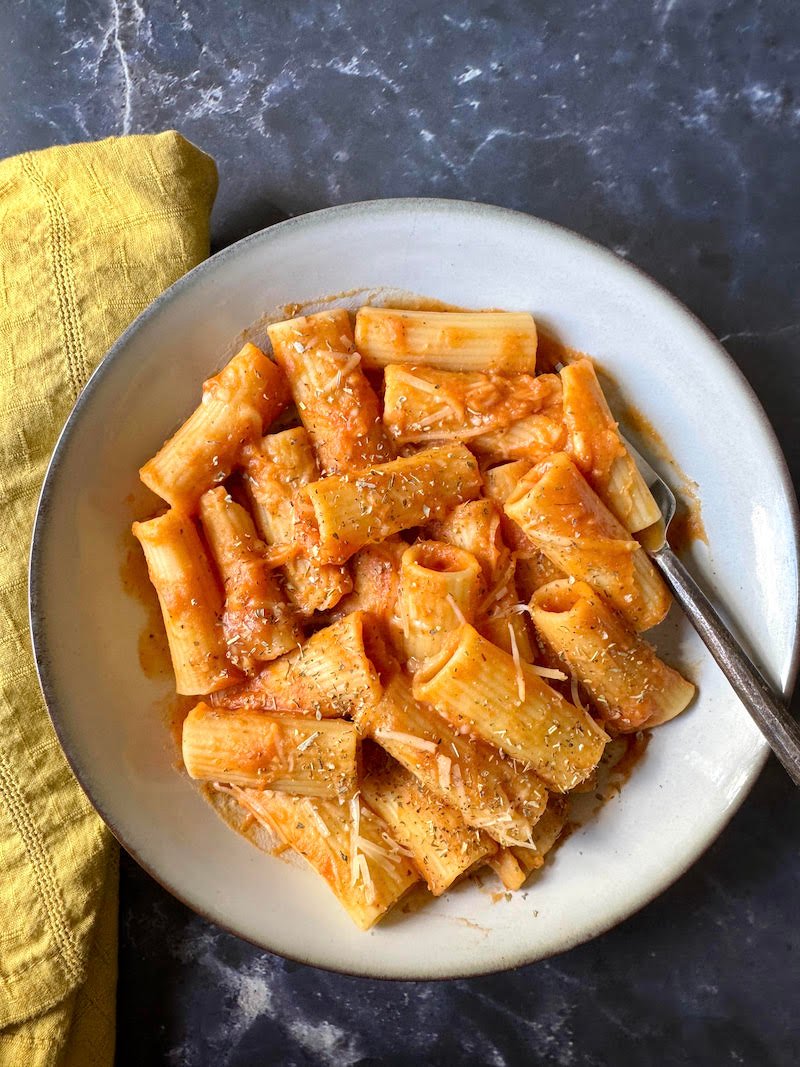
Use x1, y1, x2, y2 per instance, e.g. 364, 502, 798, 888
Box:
3, 0, 799, 1063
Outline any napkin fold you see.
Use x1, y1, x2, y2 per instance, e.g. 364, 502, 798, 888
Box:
0, 131, 218, 1066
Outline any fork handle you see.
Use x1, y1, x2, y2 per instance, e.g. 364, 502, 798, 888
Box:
651, 544, 800, 786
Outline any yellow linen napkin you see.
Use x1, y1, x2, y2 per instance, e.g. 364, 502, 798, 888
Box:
0, 131, 218, 1066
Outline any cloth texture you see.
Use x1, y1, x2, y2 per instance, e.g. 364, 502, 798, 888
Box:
0, 131, 218, 1066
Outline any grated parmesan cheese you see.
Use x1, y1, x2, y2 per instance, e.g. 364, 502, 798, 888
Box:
446, 593, 467, 626
349, 792, 361, 887
508, 602, 534, 617
374, 729, 437, 753
530, 664, 568, 681
356, 835, 401, 868
436, 753, 452, 790
508, 622, 526, 702
296, 730, 320, 754
320, 352, 362, 394
306, 803, 331, 838
381, 831, 415, 858
415, 405, 452, 428
392, 368, 440, 393
570, 675, 587, 711
451, 762, 467, 806
356, 852, 376, 905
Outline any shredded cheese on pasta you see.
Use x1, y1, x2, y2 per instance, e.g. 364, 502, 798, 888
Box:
356, 835, 402, 869
530, 664, 568, 681
446, 593, 467, 626
349, 792, 361, 887
415, 405, 453, 428
508, 602, 534, 617
570, 675, 587, 711
374, 729, 437, 753
306, 803, 331, 838
436, 753, 452, 790
356, 853, 376, 904
381, 831, 415, 859
320, 352, 362, 395
295, 730, 320, 754
391, 368, 440, 393
451, 762, 467, 806
508, 622, 526, 703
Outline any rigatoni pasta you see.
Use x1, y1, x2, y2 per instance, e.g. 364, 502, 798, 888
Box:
199, 487, 300, 670
531, 580, 695, 731
305, 444, 482, 564
212, 612, 382, 719
489, 795, 567, 889
331, 537, 407, 649
224, 786, 420, 929
240, 427, 352, 614
504, 452, 671, 631
414, 623, 608, 791
514, 552, 566, 601
268, 310, 393, 474
140, 343, 289, 509
560, 358, 660, 532
353, 671, 548, 848
397, 540, 483, 663
132, 510, 240, 695
361, 749, 495, 896
471, 373, 565, 464
383, 366, 552, 444
428, 499, 535, 662
355, 307, 538, 372
183, 702, 358, 798
132, 299, 698, 930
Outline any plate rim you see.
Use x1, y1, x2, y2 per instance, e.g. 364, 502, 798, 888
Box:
28, 197, 800, 979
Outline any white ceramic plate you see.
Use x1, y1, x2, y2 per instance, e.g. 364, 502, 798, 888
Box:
30, 199, 800, 978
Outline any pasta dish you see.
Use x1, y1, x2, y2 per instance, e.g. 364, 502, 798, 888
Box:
132, 305, 695, 929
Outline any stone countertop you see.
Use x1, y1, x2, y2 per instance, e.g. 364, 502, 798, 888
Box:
3, 0, 799, 1063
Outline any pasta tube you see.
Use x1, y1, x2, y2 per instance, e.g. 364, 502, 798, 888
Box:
353, 671, 548, 847
504, 452, 671, 631
226, 787, 420, 929
413, 624, 608, 792
481, 453, 567, 601
241, 428, 351, 614
488, 849, 528, 891
139, 343, 289, 509
361, 750, 495, 896
531, 580, 696, 731
475, 413, 563, 464
489, 795, 567, 888
131, 510, 240, 694
355, 307, 538, 373
198, 487, 300, 670
182, 703, 357, 798
269, 307, 354, 353
382, 366, 551, 444
397, 540, 483, 664
483, 459, 534, 507
514, 552, 566, 600
212, 612, 382, 719
477, 573, 536, 663
483, 459, 542, 557
427, 499, 535, 663
560, 358, 660, 532
304, 445, 482, 564
268, 310, 393, 474
427, 498, 505, 582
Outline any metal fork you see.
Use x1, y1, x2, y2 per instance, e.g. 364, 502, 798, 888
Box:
624, 437, 800, 786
